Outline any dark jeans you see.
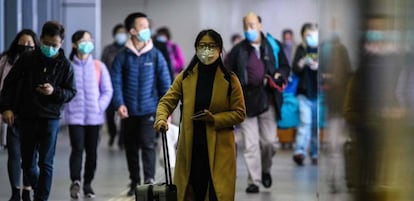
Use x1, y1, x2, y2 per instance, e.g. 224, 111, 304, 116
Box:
19, 118, 60, 201
123, 115, 156, 184
68, 125, 101, 184
7, 122, 38, 189
105, 103, 125, 146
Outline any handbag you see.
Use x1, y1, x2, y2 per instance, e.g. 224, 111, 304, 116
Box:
265, 74, 286, 93
136, 129, 177, 201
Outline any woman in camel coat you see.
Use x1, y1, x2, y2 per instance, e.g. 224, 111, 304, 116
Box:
154, 29, 246, 201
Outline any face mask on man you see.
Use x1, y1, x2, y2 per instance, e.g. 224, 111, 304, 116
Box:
40, 44, 59, 58
17, 45, 34, 53
78, 41, 94, 54
137, 28, 151, 42
114, 33, 128, 45
197, 48, 218, 65
244, 29, 259, 42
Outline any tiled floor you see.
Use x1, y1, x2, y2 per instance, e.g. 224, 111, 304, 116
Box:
0, 125, 351, 201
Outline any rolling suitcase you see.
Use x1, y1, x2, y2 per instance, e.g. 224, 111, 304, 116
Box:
136, 129, 177, 201
277, 128, 296, 149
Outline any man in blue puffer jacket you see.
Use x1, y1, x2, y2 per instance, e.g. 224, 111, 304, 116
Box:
111, 12, 171, 196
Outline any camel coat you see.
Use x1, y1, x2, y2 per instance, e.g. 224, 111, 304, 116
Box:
155, 64, 246, 201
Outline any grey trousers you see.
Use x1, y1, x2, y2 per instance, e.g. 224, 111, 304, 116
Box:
239, 104, 277, 186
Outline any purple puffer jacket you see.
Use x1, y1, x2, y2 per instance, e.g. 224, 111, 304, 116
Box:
64, 55, 113, 125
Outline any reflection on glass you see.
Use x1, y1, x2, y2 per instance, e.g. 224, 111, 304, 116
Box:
319, 0, 414, 200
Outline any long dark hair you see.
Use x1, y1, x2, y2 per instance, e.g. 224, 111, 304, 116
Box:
183, 29, 229, 79
1, 29, 39, 65
69, 30, 90, 60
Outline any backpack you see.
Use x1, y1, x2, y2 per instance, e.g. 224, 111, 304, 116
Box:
94, 60, 101, 85
265, 33, 280, 69
265, 33, 288, 92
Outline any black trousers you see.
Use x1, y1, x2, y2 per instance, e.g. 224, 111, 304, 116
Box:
105, 104, 125, 147
189, 122, 217, 201
68, 125, 101, 184
123, 115, 156, 184
105, 104, 117, 139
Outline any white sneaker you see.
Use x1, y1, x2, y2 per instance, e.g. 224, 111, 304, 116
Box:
70, 180, 81, 199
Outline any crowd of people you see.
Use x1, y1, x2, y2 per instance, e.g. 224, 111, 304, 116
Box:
0, 11, 322, 201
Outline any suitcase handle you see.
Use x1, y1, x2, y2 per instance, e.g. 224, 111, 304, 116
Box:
160, 127, 173, 185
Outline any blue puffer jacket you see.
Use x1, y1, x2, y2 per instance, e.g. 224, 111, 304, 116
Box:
111, 44, 171, 116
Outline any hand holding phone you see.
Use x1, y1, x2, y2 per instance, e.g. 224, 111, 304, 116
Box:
192, 110, 207, 119
192, 110, 214, 122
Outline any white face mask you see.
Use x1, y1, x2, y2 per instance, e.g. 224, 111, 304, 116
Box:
196, 48, 218, 65
114, 33, 128, 45
156, 35, 168, 42
305, 31, 319, 47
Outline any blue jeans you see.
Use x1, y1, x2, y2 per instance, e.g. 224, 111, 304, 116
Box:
294, 95, 319, 159
19, 118, 60, 201
7, 122, 38, 190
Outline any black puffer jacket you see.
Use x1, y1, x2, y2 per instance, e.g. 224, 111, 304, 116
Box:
225, 33, 290, 119
0, 48, 76, 119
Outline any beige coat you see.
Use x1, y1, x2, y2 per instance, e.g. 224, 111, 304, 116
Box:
155, 64, 246, 201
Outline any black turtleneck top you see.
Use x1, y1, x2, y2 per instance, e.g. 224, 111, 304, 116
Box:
189, 59, 219, 200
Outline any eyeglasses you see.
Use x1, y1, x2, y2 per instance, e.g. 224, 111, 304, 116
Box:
197, 43, 218, 50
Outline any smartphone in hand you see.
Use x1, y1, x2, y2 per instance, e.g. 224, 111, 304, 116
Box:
192, 110, 207, 119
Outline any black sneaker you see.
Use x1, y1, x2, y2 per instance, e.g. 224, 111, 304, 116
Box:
262, 172, 272, 188
245, 184, 259, 193
9, 187, 20, 201
70, 181, 81, 199
108, 136, 115, 147
127, 183, 137, 196
83, 183, 95, 198
293, 154, 305, 166
22, 189, 31, 201
311, 157, 318, 165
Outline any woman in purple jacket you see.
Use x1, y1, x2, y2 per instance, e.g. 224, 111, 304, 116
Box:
64, 30, 113, 199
